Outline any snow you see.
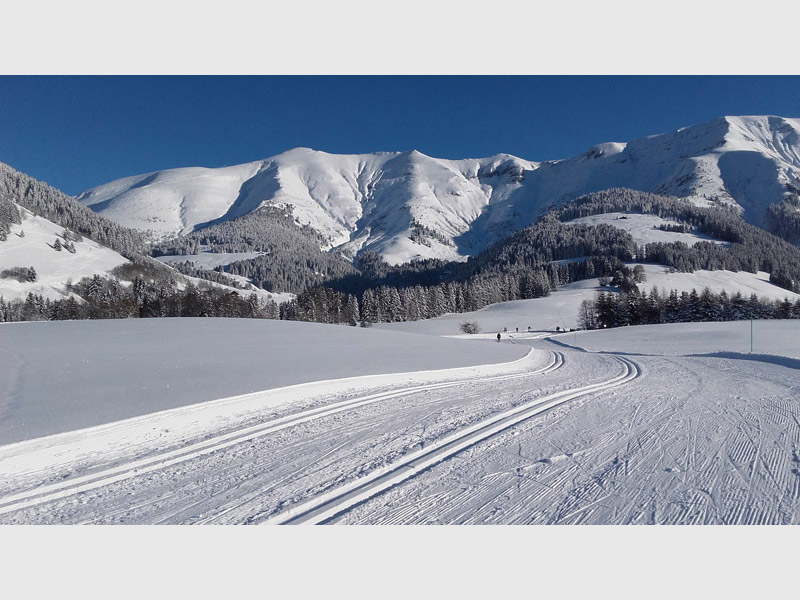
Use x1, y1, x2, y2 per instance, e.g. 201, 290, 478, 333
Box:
176, 272, 294, 304
330, 321, 800, 525
3, 318, 799, 525
155, 251, 295, 303
0, 317, 527, 445
76, 161, 263, 238
632, 264, 798, 301
0, 203, 289, 304
552, 319, 800, 359
76, 146, 537, 262
0, 205, 129, 301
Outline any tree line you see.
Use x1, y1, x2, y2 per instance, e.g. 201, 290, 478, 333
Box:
6, 179, 800, 332
0, 272, 280, 323
578, 286, 800, 330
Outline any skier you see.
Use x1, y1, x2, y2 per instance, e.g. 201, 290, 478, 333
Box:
496, 333, 501, 342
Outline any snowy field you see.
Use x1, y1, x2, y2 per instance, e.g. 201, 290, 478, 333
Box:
0, 317, 526, 444
377, 278, 603, 335
336, 323, 800, 525
0, 316, 798, 526
565, 212, 729, 247
376, 264, 799, 335
555, 320, 800, 359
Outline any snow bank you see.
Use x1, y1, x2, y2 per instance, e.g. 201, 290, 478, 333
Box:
0, 317, 527, 444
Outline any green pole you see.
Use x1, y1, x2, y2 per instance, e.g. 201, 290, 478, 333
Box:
750, 317, 753, 354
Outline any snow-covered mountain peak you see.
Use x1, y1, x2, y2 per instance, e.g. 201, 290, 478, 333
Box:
77, 115, 800, 264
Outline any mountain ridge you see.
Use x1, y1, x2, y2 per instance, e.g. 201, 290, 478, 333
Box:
75, 115, 800, 264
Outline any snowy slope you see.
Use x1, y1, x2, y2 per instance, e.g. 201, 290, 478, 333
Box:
76, 161, 264, 240
78, 150, 535, 264
77, 116, 800, 264
0, 204, 129, 301
471, 115, 800, 235
0, 201, 287, 304
564, 212, 729, 247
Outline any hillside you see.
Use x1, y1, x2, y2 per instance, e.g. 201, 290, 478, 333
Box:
1, 161, 148, 258
0, 203, 129, 301
0, 162, 295, 313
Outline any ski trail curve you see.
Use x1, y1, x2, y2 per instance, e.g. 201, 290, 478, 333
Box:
263, 355, 640, 525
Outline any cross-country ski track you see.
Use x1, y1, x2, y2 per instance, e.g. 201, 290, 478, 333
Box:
0, 347, 567, 523
267, 355, 638, 525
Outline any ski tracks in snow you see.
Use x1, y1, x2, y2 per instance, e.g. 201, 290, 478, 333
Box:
263, 355, 639, 524
0, 351, 566, 522
336, 353, 800, 525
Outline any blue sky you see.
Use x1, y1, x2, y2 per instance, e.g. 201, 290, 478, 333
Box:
1, 76, 799, 196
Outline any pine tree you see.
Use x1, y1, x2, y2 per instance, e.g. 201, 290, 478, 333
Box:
360, 289, 378, 324
344, 293, 360, 326
577, 299, 597, 329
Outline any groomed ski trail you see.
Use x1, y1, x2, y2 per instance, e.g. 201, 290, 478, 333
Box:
264, 355, 640, 525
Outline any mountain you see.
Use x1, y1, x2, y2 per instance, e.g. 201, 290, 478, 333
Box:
76, 115, 800, 265
77, 150, 535, 264
515, 115, 800, 228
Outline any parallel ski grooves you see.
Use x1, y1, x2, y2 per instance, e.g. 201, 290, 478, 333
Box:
264, 355, 640, 525
0, 352, 564, 516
